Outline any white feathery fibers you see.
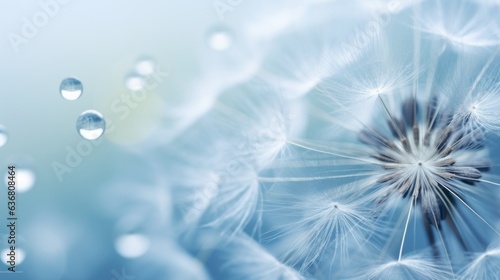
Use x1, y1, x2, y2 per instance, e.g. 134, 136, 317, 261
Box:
265, 183, 376, 271
349, 251, 452, 280
217, 233, 306, 280
418, 0, 500, 51
459, 240, 500, 280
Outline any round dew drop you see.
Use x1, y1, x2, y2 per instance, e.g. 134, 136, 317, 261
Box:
207, 27, 233, 51
60, 77, 83, 101
76, 110, 106, 140
134, 58, 156, 76
125, 73, 146, 91
114, 234, 150, 259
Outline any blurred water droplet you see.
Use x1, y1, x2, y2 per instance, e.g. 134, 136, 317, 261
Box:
207, 27, 233, 51
60, 77, 83, 101
115, 234, 150, 258
4, 168, 35, 193
76, 110, 106, 140
135, 58, 156, 76
125, 73, 146, 91
0, 126, 7, 147
1, 248, 25, 265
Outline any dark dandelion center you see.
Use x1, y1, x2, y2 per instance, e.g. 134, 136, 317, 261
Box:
359, 97, 491, 248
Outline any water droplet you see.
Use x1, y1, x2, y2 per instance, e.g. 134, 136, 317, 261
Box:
76, 110, 106, 140
115, 234, 150, 258
1, 248, 25, 265
4, 168, 35, 193
60, 77, 83, 101
207, 27, 233, 51
125, 73, 145, 91
135, 58, 156, 76
0, 126, 7, 147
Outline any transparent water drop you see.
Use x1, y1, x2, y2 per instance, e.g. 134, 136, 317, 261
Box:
0, 125, 7, 147
4, 168, 35, 193
125, 73, 145, 91
115, 234, 150, 258
135, 58, 156, 76
207, 27, 233, 51
1, 248, 25, 265
76, 110, 106, 140
60, 77, 83, 101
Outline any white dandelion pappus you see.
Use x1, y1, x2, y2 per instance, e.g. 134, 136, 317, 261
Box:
216, 233, 306, 280
455, 68, 500, 132
167, 83, 292, 237
348, 251, 453, 280
418, 0, 500, 51
459, 240, 500, 280
258, 18, 376, 101
261, 2, 500, 276
259, 33, 335, 100
264, 182, 378, 272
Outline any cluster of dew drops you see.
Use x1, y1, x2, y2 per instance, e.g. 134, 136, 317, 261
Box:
61, 56, 159, 141
60, 77, 106, 140
0, 30, 234, 265
0, 25, 228, 145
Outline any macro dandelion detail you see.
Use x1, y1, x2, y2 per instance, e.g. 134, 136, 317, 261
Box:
5, 0, 500, 279
164, 0, 500, 279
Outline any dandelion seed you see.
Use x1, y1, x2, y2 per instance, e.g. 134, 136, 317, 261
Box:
264, 183, 376, 271
456, 81, 500, 132
216, 233, 305, 280
418, 0, 500, 51
267, 7, 500, 276
348, 251, 452, 280
154, 1, 500, 278
167, 86, 293, 237
459, 240, 500, 280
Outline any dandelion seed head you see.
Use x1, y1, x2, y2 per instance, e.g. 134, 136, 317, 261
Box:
362, 96, 490, 226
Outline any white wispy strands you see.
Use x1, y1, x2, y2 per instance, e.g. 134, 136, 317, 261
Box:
202, 166, 261, 235
418, 0, 500, 51
259, 34, 334, 100
166, 83, 292, 236
264, 183, 376, 272
456, 78, 500, 132
459, 240, 500, 279
128, 238, 211, 280
141, 0, 500, 278
258, 20, 374, 101
318, 57, 416, 127
349, 251, 452, 280
256, 0, 500, 277
216, 233, 306, 280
